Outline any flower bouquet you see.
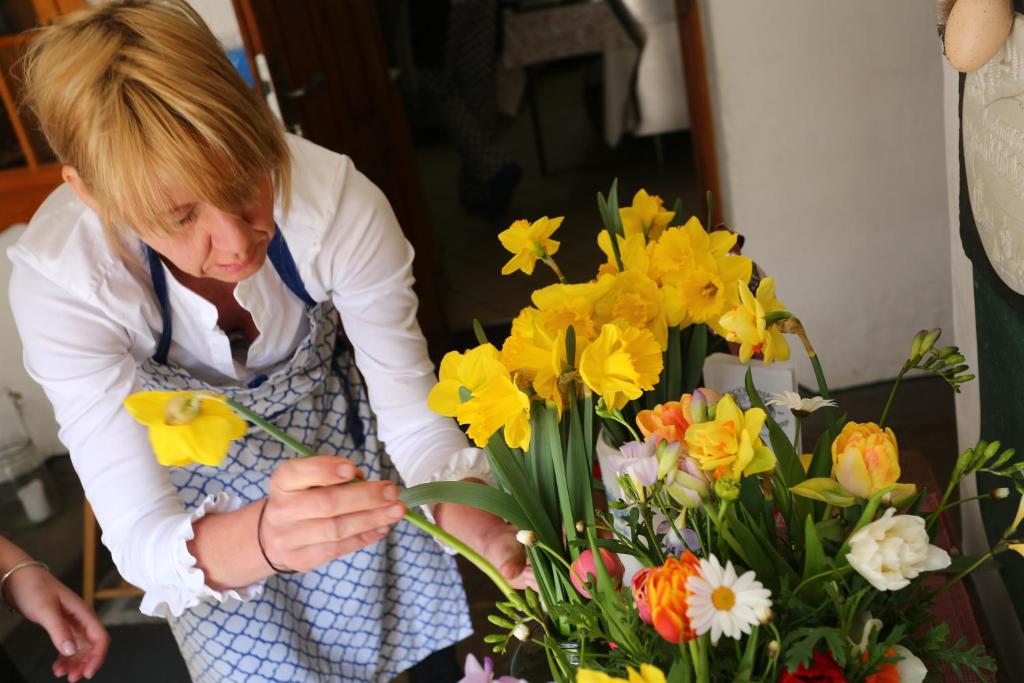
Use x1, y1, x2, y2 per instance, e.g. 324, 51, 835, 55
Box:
404, 182, 1023, 682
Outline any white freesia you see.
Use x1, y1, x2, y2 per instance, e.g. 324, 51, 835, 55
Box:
765, 390, 836, 415
846, 508, 951, 591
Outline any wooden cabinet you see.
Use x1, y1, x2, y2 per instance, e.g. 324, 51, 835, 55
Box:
0, 0, 84, 231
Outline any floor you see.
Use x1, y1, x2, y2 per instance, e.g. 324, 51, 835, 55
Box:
0, 63, 987, 681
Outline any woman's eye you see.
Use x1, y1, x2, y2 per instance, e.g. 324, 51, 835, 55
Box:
176, 208, 197, 227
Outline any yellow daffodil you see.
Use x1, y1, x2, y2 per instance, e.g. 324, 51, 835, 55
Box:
456, 373, 532, 450
684, 394, 775, 479
619, 189, 675, 240
585, 270, 669, 350
652, 218, 752, 330
596, 230, 652, 275
718, 277, 791, 365
577, 664, 667, 683
428, 343, 505, 417
579, 323, 662, 409
498, 216, 563, 275
502, 308, 577, 414
124, 391, 247, 467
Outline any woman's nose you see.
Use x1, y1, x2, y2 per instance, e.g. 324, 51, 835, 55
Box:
207, 209, 254, 255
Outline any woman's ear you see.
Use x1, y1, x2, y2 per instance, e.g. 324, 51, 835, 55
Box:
62, 165, 102, 214
942, 0, 1015, 73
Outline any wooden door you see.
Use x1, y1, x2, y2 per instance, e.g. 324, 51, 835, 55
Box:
231, 0, 447, 353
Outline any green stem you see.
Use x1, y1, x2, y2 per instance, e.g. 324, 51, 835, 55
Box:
792, 565, 853, 598
221, 397, 314, 456
928, 546, 1000, 600
405, 510, 528, 611
927, 472, 965, 534
542, 255, 568, 284
878, 363, 909, 429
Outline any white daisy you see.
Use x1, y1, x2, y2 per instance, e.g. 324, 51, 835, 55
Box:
765, 390, 836, 416
685, 555, 772, 644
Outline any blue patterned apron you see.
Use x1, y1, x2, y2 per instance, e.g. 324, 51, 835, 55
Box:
136, 229, 472, 682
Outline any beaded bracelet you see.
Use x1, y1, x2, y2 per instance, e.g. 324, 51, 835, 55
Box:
0, 559, 50, 613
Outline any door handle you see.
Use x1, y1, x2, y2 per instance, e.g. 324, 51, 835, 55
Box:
280, 72, 326, 100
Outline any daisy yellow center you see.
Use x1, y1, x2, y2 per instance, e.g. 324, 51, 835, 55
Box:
711, 586, 736, 611
165, 395, 201, 425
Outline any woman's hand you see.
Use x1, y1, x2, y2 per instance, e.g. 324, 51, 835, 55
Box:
259, 455, 406, 573
433, 486, 537, 591
4, 561, 109, 682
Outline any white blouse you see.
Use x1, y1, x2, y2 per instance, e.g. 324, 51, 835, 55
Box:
6, 135, 490, 617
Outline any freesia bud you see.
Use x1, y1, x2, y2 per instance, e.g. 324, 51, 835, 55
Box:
921, 329, 941, 355
689, 392, 709, 424
512, 623, 530, 642
516, 530, 537, 546
994, 488, 1010, 500
714, 477, 741, 501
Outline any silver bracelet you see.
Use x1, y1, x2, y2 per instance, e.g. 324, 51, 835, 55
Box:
0, 559, 50, 613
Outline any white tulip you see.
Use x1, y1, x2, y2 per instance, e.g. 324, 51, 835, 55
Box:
846, 508, 951, 591
893, 646, 928, 683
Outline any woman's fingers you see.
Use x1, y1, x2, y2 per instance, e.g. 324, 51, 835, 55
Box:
277, 480, 402, 521
270, 455, 361, 493
288, 526, 392, 572
277, 505, 405, 552
61, 594, 110, 678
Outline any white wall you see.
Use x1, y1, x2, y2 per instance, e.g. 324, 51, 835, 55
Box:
701, 0, 952, 389
187, 0, 243, 50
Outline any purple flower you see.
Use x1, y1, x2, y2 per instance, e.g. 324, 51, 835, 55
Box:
460, 654, 528, 683
656, 517, 701, 555
607, 434, 660, 487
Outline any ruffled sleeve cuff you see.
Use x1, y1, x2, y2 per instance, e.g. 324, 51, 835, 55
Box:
425, 446, 495, 487
139, 492, 266, 618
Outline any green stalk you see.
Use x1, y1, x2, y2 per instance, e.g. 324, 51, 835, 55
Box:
928, 544, 1001, 600
782, 319, 836, 434
211, 393, 531, 615
221, 396, 314, 456
878, 361, 910, 429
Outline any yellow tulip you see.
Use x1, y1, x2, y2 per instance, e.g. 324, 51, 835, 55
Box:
831, 422, 914, 501
684, 394, 775, 479
427, 343, 505, 417
123, 391, 247, 467
579, 323, 662, 410
619, 189, 675, 240
577, 664, 667, 683
498, 216, 562, 275
718, 277, 791, 365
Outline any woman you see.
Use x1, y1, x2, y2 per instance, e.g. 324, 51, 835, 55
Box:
8, 2, 529, 681
0, 536, 109, 682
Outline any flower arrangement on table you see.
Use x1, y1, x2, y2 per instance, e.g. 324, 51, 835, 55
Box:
121, 183, 1024, 682
405, 183, 1024, 682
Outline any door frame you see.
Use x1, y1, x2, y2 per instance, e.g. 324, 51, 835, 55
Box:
674, 0, 723, 226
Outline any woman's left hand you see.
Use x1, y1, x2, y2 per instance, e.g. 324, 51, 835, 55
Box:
4, 561, 109, 681
433, 485, 536, 591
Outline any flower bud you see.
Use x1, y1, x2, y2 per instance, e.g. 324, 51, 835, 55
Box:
575, 520, 586, 533
714, 477, 741, 502
911, 330, 927, 358
936, 345, 957, 359
512, 623, 531, 642
767, 640, 780, 656
754, 605, 774, 625
516, 530, 537, 546
994, 487, 1011, 500
921, 328, 941, 355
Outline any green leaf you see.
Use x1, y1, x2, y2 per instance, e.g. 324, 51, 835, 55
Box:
528, 402, 560, 528
681, 324, 706, 394
540, 404, 579, 548
400, 481, 531, 531
790, 478, 858, 507
807, 429, 834, 480
566, 392, 595, 526
723, 506, 780, 590
800, 514, 828, 601
485, 432, 561, 549
746, 368, 811, 529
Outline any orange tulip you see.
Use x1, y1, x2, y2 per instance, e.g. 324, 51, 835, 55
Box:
647, 552, 701, 644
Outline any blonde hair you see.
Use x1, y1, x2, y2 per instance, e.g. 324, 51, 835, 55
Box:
20, 0, 290, 243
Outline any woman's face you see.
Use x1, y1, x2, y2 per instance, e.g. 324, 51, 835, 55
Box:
142, 179, 277, 284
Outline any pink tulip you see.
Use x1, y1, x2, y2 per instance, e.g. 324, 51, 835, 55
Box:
570, 548, 625, 599
631, 567, 655, 624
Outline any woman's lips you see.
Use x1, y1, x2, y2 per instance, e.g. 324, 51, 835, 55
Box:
217, 251, 256, 273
